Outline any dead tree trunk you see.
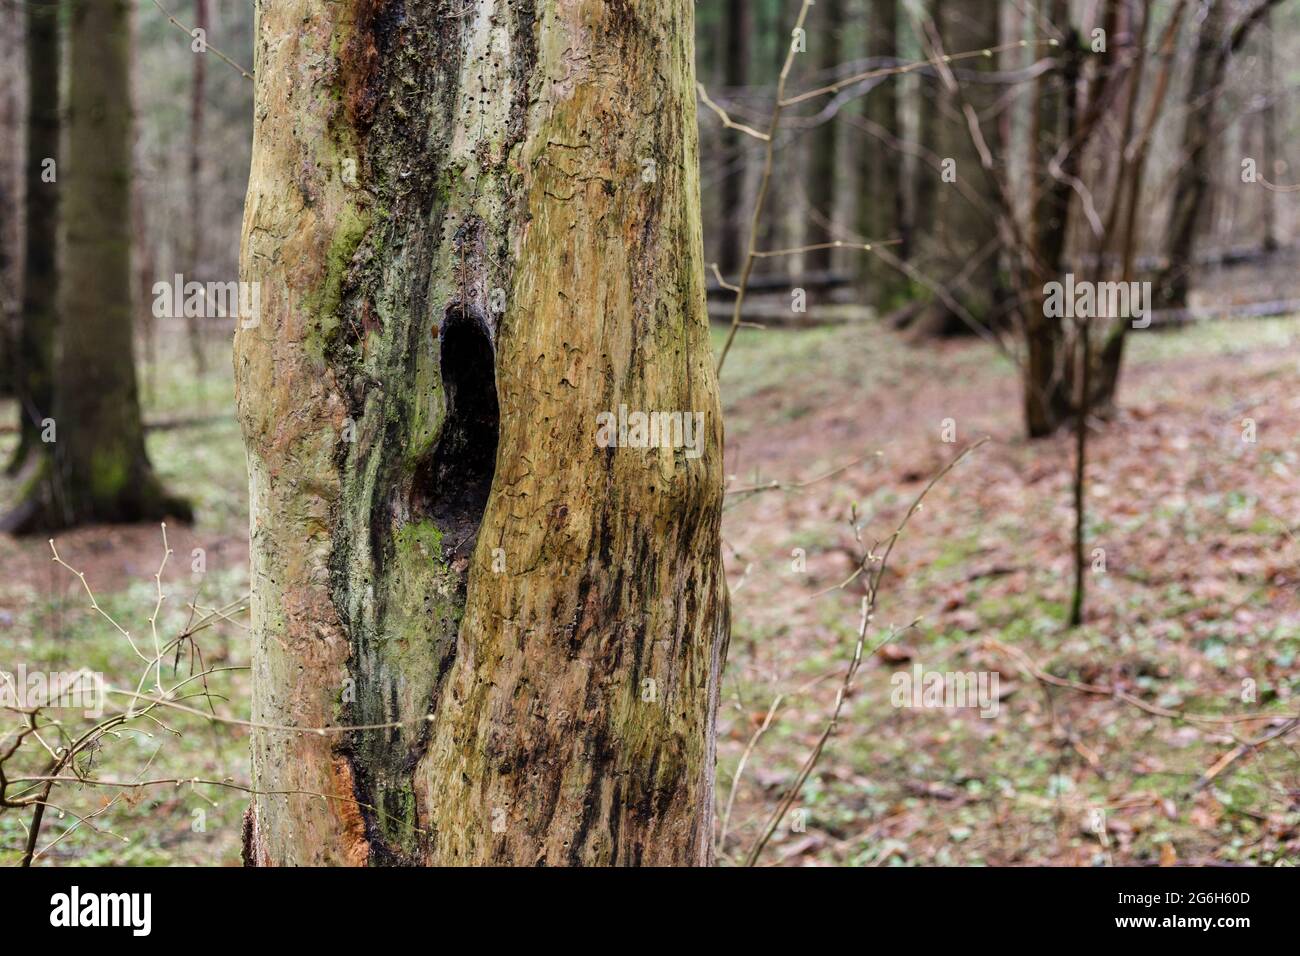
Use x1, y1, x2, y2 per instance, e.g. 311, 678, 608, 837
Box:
235, 0, 729, 866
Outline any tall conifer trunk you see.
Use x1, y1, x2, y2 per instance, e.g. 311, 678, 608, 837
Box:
4, 0, 189, 534
8, 0, 60, 474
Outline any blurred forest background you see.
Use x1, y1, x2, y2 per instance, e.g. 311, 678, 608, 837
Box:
1, 0, 1299, 866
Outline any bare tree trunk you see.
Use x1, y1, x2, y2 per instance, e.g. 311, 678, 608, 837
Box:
857, 0, 908, 309
236, 0, 728, 866
1156, 0, 1227, 311
806, 0, 842, 273
7, 0, 59, 474
1087, 0, 1167, 423
719, 0, 751, 275
4, 0, 189, 534
1022, 0, 1077, 438
913, 1, 940, 240
916, 0, 1002, 335
1259, 9, 1278, 252
134, 164, 159, 405
0, 0, 22, 402
758, 0, 793, 273
1154, 0, 1280, 310
183, 0, 209, 375
1069, 318, 1091, 627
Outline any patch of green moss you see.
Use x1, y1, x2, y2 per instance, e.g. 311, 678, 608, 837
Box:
377, 781, 419, 851
394, 520, 445, 564
90, 449, 128, 501
306, 204, 370, 362
385, 519, 462, 670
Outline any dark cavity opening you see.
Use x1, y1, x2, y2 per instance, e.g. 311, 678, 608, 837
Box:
413, 307, 499, 554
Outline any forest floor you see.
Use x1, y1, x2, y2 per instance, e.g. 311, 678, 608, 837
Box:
715, 314, 1300, 866
0, 313, 1297, 866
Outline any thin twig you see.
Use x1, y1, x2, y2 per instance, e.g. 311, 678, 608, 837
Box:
697, 83, 770, 141
742, 440, 987, 866
150, 0, 253, 82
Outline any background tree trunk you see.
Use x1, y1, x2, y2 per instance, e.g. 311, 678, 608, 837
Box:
183, 0, 209, 375
1258, 9, 1278, 252
1156, 0, 1227, 312
8, 0, 59, 474
718, 0, 751, 275
805, 0, 842, 274
236, 0, 728, 866
857, 0, 908, 309
0, 0, 23, 402
913, 1, 941, 249
758, 0, 794, 273
1022, 0, 1076, 437
917, 0, 1002, 335
5, 0, 189, 533
1155, 0, 1281, 309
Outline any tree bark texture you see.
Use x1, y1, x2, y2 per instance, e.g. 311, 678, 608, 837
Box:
235, 0, 729, 866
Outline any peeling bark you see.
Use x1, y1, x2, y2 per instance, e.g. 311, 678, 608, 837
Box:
236, 0, 728, 866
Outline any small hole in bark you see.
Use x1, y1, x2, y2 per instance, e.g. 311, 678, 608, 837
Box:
413, 307, 498, 554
